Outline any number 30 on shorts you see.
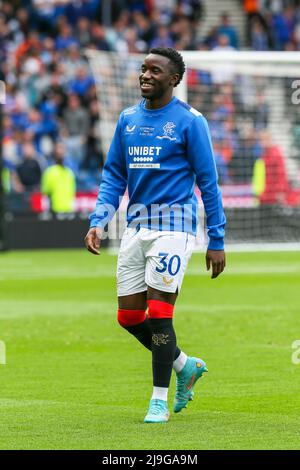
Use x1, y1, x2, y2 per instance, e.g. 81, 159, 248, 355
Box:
156, 252, 181, 276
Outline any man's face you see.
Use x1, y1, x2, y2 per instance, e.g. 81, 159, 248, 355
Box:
139, 54, 178, 101
55, 143, 65, 159
23, 143, 34, 159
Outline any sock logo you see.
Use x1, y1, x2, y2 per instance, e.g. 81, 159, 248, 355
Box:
152, 333, 170, 346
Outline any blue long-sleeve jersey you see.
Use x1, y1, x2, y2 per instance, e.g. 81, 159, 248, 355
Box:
90, 96, 226, 250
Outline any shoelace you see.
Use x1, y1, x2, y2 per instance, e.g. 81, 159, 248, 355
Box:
150, 401, 167, 415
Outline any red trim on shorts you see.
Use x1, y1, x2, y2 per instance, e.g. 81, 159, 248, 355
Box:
117, 309, 146, 327
147, 299, 174, 319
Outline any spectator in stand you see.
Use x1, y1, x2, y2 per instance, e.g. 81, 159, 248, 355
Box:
213, 140, 231, 184
75, 17, 92, 48
294, 16, 300, 50
68, 66, 94, 97
176, 0, 203, 24
151, 0, 177, 25
27, 108, 58, 154
62, 94, 90, 171
252, 92, 269, 129
62, 44, 87, 81
230, 129, 263, 183
12, 142, 42, 194
150, 25, 175, 49
15, 7, 30, 38
251, 19, 270, 50
65, 0, 100, 26
14, 30, 42, 72
212, 35, 236, 84
41, 142, 76, 214
126, 0, 148, 13
123, 27, 143, 52
217, 12, 239, 49
108, 10, 131, 53
31, 0, 61, 34
3, 121, 24, 168
171, 15, 197, 49
39, 71, 68, 119
40, 37, 56, 67
90, 23, 112, 50
271, 5, 296, 50
133, 11, 156, 48
82, 99, 104, 172
213, 33, 237, 53
3, 115, 14, 142
243, 0, 268, 46
55, 23, 78, 51
210, 93, 232, 125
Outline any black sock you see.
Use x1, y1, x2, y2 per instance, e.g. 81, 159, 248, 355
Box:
125, 318, 181, 360
125, 318, 152, 350
149, 318, 177, 388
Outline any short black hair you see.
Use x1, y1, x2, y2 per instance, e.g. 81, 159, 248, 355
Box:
149, 47, 186, 87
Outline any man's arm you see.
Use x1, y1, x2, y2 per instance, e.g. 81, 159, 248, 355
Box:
186, 115, 226, 278
85, 114, 127, 255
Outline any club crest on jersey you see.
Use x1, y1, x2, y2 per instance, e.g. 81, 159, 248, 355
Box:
156, 121, 176, 141
125, 124, 136, 134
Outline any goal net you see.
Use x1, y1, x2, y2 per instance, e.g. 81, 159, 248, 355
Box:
86, 49, 300, 249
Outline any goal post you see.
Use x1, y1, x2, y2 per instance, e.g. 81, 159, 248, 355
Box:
86, 49, 300, 249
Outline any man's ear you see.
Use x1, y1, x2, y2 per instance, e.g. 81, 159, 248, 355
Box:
170, 74, 179, 87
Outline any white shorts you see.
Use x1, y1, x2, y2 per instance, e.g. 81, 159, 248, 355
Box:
117, 227, 195, 297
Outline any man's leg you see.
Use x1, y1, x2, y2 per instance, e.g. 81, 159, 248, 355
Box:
143, 286, 188, 423
117, 290, 186, 423
116, 229, 205, 421
118, 291, 150, 349
138, 229, 207, 421
117, 227, 154, 351
146, 288, 207, 418
117, 291, 182, 361
144, 287, 192, 402
146, 287, 179, 402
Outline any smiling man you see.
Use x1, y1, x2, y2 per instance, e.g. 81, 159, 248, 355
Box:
85, 48, 226, 423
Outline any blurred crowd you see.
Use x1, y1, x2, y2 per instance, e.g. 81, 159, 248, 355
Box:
242, 0, 300, 51
187, 78, 268, 185
1, 0, 300, 211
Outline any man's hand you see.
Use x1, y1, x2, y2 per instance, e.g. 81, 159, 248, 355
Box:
84, 227, 102, 255
206, 249, 226, 279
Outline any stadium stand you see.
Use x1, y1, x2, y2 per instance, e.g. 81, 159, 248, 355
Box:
1, 0, 300, 247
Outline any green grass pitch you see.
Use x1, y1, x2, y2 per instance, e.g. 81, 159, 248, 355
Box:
0, 248, 300, 450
